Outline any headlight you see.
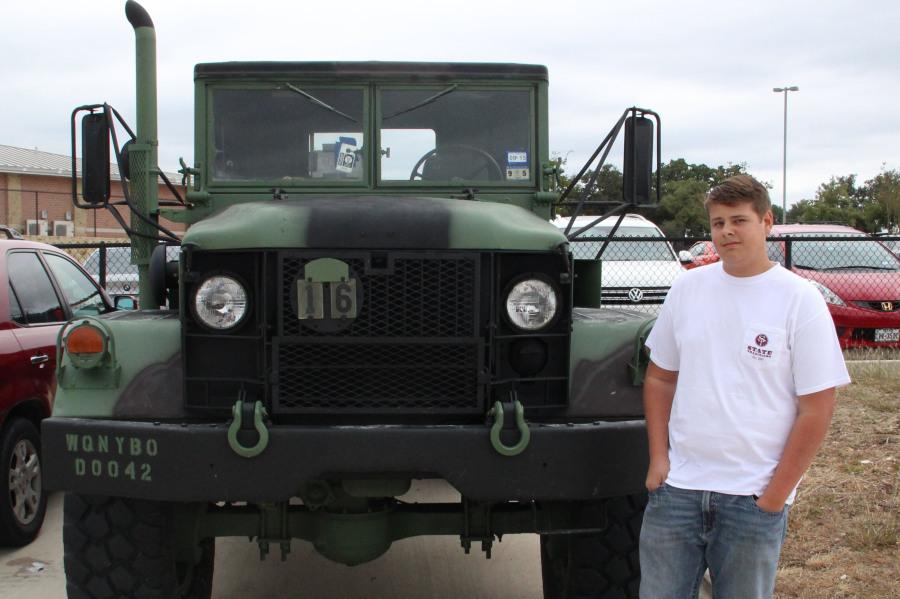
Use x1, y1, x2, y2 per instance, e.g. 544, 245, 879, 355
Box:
193, 275, 249, 330
505, 277, 559, 331
809, 280, 846, 306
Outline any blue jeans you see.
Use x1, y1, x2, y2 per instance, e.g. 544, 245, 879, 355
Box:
639, 484, 789, 599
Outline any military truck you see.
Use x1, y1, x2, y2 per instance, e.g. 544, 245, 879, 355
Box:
43, 2, 662, 597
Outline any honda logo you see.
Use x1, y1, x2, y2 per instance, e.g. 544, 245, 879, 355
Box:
628, 288, 644, 303
883, 302, 895, 312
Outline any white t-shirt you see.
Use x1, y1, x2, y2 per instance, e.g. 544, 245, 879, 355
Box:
645, 262, 850, 502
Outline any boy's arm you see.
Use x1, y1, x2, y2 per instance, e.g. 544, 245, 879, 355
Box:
756, 387, 837, 512
643, 360, 679, 491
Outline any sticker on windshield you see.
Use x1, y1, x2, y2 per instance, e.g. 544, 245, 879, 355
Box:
507, 151, 528, 165
335, 137, 358, 173
506, 150, 529, 180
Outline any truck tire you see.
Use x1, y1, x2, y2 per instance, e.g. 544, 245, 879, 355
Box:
540, 493, 647, 599
0, 418, 48, 546
63, 494, 214, 599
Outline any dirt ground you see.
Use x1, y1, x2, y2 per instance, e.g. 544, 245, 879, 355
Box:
775, 361, 899, 598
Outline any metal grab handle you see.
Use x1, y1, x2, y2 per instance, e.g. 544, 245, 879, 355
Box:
488, 400, 531, 457
228, 400, 270, 458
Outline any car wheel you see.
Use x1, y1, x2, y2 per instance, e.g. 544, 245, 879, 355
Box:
0, 418, 48, 546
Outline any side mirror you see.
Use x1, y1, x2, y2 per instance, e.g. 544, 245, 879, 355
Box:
113, 296, 137, 310
81, 112, 111, 205
623, 116, 654, 205
677, 250, 693, 264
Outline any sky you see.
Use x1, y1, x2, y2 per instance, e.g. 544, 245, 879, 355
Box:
2, 0, 898, 211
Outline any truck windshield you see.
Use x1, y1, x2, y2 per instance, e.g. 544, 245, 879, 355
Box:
378, 88, 533, 185
210, 87, 365, 182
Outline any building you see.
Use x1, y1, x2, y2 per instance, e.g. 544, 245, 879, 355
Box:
0, 143, 186, 239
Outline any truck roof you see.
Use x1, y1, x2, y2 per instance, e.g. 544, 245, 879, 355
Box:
194, 61, 548, 81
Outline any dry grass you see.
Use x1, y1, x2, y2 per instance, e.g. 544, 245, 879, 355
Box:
775, 362, 899, 598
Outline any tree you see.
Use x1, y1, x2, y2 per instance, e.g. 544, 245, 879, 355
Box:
788, 175, 867, 229
864, 167, 900, 232
652, 159, 753, 237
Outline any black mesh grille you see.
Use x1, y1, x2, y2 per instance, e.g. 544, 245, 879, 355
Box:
274, 341, 480, 411
274, 252, 482, 413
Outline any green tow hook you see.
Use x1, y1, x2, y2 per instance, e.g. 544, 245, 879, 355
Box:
228, 400, 270, 458
488, 400, 531, 457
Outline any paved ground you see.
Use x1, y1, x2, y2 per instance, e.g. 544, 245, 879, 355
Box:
1, 482, 713, 598
1, 482, 544, 599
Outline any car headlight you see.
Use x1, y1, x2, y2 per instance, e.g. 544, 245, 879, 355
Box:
505, 277, 559, 331
809, 280, 846, 306
193, 275, 249, 330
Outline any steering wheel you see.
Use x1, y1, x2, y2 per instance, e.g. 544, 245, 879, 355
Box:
409, 144, 504, 182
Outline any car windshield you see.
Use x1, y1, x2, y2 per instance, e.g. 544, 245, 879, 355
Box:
211, 87, 365, 182
561, 225, 675, 261
379, 88, 533, 185
769, 233, 900, 271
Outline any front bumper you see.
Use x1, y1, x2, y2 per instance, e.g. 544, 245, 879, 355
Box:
43, 417, 648, 503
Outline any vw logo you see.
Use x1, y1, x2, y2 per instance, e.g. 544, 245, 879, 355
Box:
628, 288, 644, 303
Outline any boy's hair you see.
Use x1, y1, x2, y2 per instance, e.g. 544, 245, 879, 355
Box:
705, 175, 771, 218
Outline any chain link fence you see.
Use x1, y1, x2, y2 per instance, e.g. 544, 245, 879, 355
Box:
568, 234, 900, 349
55, 241, 179, 297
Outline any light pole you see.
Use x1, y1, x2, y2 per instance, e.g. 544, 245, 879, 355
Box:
773, 86, 799, 224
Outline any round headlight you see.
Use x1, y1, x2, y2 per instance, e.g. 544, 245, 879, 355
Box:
505, 277, 559, 331
193, 275, 249, 330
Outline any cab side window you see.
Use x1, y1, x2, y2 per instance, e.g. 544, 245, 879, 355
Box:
43, 253, 107, 316
7, 252, 65, 324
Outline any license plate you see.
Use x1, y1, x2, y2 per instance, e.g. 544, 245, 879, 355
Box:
874, 328, 900, 343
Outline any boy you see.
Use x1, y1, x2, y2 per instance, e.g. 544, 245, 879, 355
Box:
639, 175, 849, 598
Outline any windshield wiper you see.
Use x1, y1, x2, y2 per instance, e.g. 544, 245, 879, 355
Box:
383, 84, 458, 120
282, 83, 358, 123
792, 264, 821, 271
823, 265, 897, 271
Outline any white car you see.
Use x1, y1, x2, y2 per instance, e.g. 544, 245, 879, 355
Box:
553, 213, 687, 313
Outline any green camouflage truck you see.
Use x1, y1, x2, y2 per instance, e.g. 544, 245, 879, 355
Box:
43, 1, 661, 597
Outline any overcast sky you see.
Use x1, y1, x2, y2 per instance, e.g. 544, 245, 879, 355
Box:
2, 0, 897, 209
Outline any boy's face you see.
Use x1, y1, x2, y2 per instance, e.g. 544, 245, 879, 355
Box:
708, 201, 774, 275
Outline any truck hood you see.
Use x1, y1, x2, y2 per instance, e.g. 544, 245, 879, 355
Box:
182, 196, 566, 251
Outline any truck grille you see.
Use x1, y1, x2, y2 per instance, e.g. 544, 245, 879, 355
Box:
601, 286, 669, 305
273, 252, 483, 413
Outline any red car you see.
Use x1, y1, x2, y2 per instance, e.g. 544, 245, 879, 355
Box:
685, 240, 720, 269
1, 235, 112, 545
770, 224, 900, 348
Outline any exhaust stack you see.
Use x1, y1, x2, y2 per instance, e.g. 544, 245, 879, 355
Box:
125, 0, 159, 307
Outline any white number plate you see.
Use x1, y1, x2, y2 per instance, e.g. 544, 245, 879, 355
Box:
874, 328, 900, 342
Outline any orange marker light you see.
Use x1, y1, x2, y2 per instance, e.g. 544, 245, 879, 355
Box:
66, 325, 106, 355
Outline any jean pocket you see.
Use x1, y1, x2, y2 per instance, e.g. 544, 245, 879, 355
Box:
748, 495, 785, 516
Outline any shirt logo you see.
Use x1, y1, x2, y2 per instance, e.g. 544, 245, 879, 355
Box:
628, 288, 644, 303
755, 334, 769, 347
